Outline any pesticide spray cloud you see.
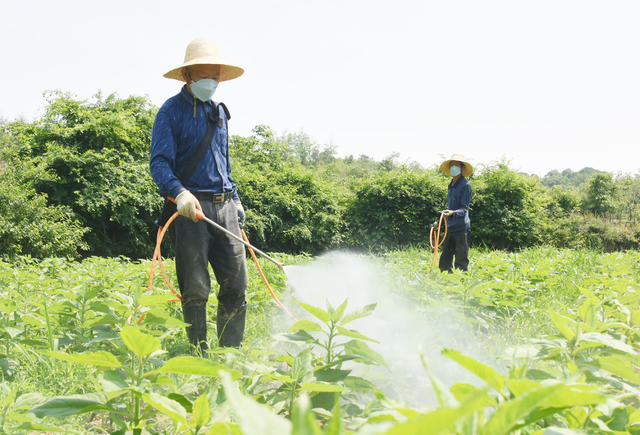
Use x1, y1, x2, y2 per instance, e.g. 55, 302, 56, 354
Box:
281, 251, 500, 407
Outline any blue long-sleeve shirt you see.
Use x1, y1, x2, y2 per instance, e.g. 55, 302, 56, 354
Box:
150, 85, 239, 201
447, 176, 471, 233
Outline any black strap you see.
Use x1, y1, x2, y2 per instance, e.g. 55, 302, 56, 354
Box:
218, 102, 230, 121
179, 107, 218, 185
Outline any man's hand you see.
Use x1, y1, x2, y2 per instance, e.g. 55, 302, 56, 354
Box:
442, 209, 454, 217
234, 201, 245, 228
176, 190, 202, 223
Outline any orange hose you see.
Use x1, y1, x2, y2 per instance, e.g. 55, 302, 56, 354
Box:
129, 209, 295, 324
429, 212, 448, 273
242, 229, 297, 322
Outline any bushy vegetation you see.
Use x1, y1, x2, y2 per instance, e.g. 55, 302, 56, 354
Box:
1, 92, 161, 259
1, 92, 639, 260
0, 248, 638, 433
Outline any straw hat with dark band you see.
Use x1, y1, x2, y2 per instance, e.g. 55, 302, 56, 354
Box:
163, 37, 244, 82
440, 154, 474, 177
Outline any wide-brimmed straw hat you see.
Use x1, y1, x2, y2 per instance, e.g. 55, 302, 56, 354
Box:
163, 37, 244, 82
440, 154, 474, 177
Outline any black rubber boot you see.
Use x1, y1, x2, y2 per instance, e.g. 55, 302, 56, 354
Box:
217, 302, 246, 348
183, 303, 208, 358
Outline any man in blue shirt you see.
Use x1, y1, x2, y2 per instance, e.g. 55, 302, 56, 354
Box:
150, 38, 247, 354
438, 154, 473, 272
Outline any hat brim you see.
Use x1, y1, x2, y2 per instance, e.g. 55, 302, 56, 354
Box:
440, 159, 474, 177
164, 58, 244, 82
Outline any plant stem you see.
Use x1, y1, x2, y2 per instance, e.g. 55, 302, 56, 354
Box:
288, 382, 297, 416
326, 322, 335, 365
42, 294, 54, 351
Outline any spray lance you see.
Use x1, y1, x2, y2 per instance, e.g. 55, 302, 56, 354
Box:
169, 197, 284, 269
128, 197, 297, 325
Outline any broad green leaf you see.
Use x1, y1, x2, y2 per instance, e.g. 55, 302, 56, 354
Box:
449, 383, 497, 407
537, 384, 606, 408
292, 347, 314, 381
594, 354, 640, 385
314, 368, 351, 383
292, 394, 323, 435
2, 326, 23, 338
142, 392, 187, 425
335, 325, 378, 343
341, 303, 377, 325
192, 394, 211, 429
343, 340, 387, 366
629, 407, 640, 425
343, 375, 378, 392
261, 372, 296, 383
14, 422, 66, 432
288, 319, 324, 333
547, 311, 576, 341
31, 393, 111, 418
325, 395, 343, 435
386, 388, 488, 435
138, 294, 173, 306
480, 384, 564, 435
208, 422, 242, 434
330, 299, 349, 323
577, 332, 637, 355
99, 370, 128, 393
149, 356, 239, 379
442, 348, 505, 395
221, 372, 292, 435
422, 354, 457, 408
120, 326, 160, 359
300, 383, 345, 392
284, 330, 317, 342
578, 286, 602, 304
167, 393, 193, 413
12, 392, 47, 411
507, 378, 539, 397
297, 301, 331, 324
535, 428, 585, 434
45, 350, 122, 369
143, 308, 189, 328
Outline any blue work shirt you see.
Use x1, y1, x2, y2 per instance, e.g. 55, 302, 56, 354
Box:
150, 85, 239, 201
446, 176, 471, 233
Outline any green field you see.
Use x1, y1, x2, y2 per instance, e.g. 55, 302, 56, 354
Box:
0, 247, 639, 434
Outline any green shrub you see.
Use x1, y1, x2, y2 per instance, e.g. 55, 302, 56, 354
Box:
233, 165, 345, 254
472, 165, 547, 249
345, 169, 447, 251
0, 174, 87, 259
5, 92, 161, 258
546, 214, 639, 251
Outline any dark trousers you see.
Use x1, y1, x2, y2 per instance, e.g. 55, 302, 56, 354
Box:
171, 199, 248, 350
438, 230, 470, 272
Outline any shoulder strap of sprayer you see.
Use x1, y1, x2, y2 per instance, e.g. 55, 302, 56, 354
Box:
179, 102, 230, 185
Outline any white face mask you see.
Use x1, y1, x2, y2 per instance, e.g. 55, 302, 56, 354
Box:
450, 165, 461, 177
190, 78, 218, 102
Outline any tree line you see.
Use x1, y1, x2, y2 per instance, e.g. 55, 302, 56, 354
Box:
1, 92, 638, 260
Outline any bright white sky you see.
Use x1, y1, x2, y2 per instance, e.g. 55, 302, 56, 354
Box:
1, 0, 639, 176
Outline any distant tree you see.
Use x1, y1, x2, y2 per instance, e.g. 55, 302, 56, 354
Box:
614, 174, 640, 223
542, 167, 605, 188
547, 185, 580, 217
583, 173, 617, 217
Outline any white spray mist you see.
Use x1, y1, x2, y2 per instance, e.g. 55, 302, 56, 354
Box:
279, 251, 502, 408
